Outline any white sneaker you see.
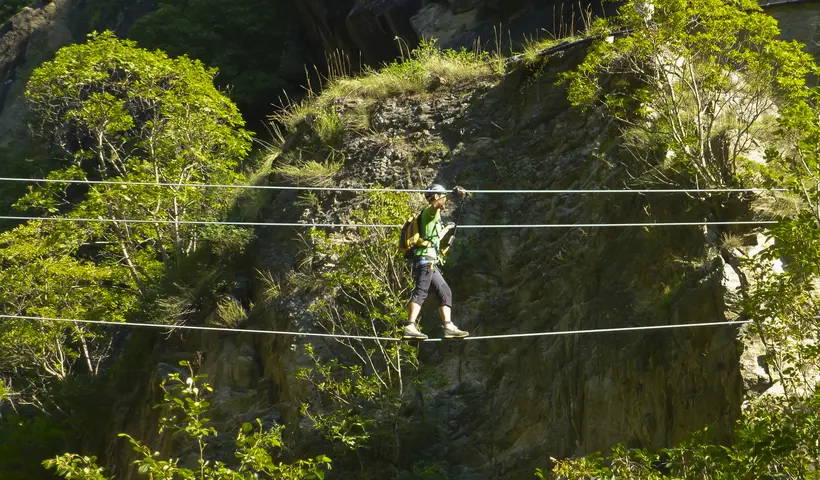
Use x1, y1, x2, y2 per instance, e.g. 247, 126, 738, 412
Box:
402, 323, 428, 340
443, 322, 469, 339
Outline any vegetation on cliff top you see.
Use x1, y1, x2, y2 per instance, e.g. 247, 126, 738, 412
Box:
274, 39, 504, 134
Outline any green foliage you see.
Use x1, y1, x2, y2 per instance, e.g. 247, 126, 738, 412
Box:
1, 29, 254, 411
128, 0, 306, 121
44, 455, 108, 480
738, 214, 820, 395
276, 39, 503, 130
0, 142, 58, 230
256, 269, 282, 306
520, 36, 581, 69
0, 0, 29, 25
44, 362, 332, 479
214, 296, 248, 327
550, 390, 820, 479
562, 0, 816, 188
24, 30, 252, 281
297, 192, 420, 455
0, 221, 140, 406
313, 107, 344, 146
546, 0, 820, 477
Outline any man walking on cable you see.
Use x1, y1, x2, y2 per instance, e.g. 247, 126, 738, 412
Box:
403, 184, 469, 340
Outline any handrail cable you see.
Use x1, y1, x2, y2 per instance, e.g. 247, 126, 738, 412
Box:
0, 314, 752, 342
0, 215, 779, 228
0, 176, 789, 194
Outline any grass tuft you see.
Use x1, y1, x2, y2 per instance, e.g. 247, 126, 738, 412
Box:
314, 106, 344, 145
751, 192, 805, 219
215, 296, 247, 327
521, 37, 574, 67
272, 151, 344, 187
272, 39, 503, 131
720, 232, 745, 250
256, 269, 282, 305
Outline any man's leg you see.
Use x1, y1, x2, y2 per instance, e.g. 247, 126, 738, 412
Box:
429, 269, 468, 338
408, 301, 422, 324
438, 305, 451, 324
404, 264, 432, 339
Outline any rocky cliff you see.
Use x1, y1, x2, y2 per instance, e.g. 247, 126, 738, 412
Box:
91, 45, 771, 479
0, 0, 816, 478
293, 0, 616, 70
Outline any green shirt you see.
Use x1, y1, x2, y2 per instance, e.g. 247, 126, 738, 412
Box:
416, 205, 443, 260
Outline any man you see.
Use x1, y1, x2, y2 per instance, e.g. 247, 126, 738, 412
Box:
403, 184, 469, 340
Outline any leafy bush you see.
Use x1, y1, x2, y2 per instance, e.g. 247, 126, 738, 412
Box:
297, 192, 421, 464
44, 362, 332, 479
561, 0, 814, 188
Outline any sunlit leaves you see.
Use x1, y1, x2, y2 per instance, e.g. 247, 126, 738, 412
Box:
24, 30, 253, 277
2, 30, 254, 409
298, 191, 420, 450
45, 363, 331, 479
562, 0, 816, 188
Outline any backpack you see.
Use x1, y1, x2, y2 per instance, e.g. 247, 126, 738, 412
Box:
398, 212, 431, 259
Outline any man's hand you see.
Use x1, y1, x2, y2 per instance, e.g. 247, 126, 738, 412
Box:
444, 222, 456, 230
452, 186, 467, 200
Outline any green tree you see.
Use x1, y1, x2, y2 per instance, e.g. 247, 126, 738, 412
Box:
546, 0, 820, 477
0, 31, 253, 409
0, 221, 139, 410
44, 362, 331, 479
562, 0, 815, 188
24, 30, 252, 286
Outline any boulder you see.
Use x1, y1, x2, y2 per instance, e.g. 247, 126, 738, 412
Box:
447, 0, 484, 14
291, 0, 359, 68
411, 2, 480, 46
289, 0, 424, 69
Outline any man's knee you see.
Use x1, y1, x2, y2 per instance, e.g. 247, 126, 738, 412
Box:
432, 278, 452, 307
410, 287, 430, 305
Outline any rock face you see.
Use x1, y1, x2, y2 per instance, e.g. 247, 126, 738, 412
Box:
325, 52, 744, 475
289, 0, 617, 70
292, 0, 423, 69
98, 48, 756, 479
766, 2, 820, 59
0, 0, 75, 149
5, 0, 820, 478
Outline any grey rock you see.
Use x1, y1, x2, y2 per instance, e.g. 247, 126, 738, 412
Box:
447, 0, 484, 14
